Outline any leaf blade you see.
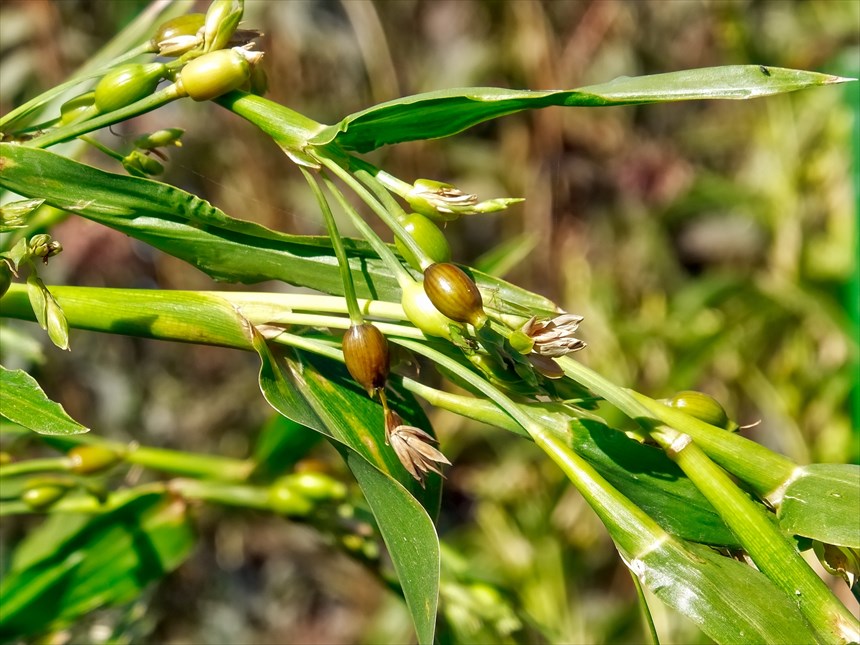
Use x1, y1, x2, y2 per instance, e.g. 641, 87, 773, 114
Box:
778, 464, 860, 548
310, 66, 851, 152
0, 365, 89, 435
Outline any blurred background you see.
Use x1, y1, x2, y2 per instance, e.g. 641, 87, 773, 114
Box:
1, 1, 858, 643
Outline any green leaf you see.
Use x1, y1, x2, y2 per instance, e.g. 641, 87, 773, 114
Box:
254, 338, 440, 644
0, 365, 89, 435
0, 491, 195, 640
633, 539, 821, 644
311, 66, 852, 153
0, 143, 557, 318
571, 419, 739, 547
777, 464, 860, 548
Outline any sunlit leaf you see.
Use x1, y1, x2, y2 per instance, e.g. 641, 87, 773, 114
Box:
630, 538, 821, 644
0, 143, 558, 317
311, 66, 851, 152
778, 464, 860, 548
254, 338, 440, 644
0, 365, 88, 435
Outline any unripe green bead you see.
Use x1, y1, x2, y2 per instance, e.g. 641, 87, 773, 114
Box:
68, 445, 121, 475
94, 63, 166, 113
152, 13, 205, 45
401, 280, 459, 339
423, 263, 487, 328
59, 91, 96, 124
177, 49, 251, 102
395, 212, 451, 271
342, 323, 390, 394
22, 484, 67, 510
268, 483, 313, 516
667, 391, 732, 429
286, 472, 347, 501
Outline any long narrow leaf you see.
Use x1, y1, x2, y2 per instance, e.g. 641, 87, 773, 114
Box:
0, 143, 557, 316
254, 338, 441, 644
310, 66, 852, 152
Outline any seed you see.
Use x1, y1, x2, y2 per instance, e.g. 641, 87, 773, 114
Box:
177, 48, 252, 102
401, 280, 459, 339
68, 445, 121, 475
667, 391, 731, 429
395, 212, 451, 271
422, 263, 487, 328
22, 484, 67, 510
152, 13, 205, 45
94, 63, 166, 113
342, 323, 390, 394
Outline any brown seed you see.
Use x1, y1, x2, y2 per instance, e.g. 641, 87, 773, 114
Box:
342, 323, 390, 394
422, 263, 487, 328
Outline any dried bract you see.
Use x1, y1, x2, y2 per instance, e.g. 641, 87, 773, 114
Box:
385, 410, 450, 487
521, 313, 586, 357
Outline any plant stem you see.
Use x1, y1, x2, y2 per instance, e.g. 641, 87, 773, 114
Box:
25, 84, 184, 149
317, 154, 434, 271
301, 167, 363, 325
0, 43, 154, 132
0, 457, 71, 478
558, 355, 797, 497
650, 423, 859, 643
318, 171, 414, 289
80, 135, 125, 162
349, 159, 409, 219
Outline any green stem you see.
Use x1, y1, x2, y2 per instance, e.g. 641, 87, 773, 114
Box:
630, 571, 660, 645
215, 91, 324, 166
25, 84, 184, 149
168, 478, 273, 511
0, 43, 154, 132
0, 457, 71, 478
352, 167, 434, 270
33, 433, 255, 482
349, 159, 409, 220
558, 355, 797, 497
80, 135, 125, 162
318, 171, 414, 289
650, 423, 859, 643
126, 445, 253, 481
0, 483, 166, 516
301, 168, 363, 325
317, 154, 434, 271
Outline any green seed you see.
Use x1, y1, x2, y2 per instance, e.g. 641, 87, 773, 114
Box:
68, 445, 121, 475
401, 280, 459, 339
22, 484, 67, 510
268, 483, 313, 516
59, 91, 96, 124
342, 323, 390, 394
94, 63, 166, 113
668, 391, 732, 429
152, 13, 205, 44
423, 263, 487, 328
395, 212, 452, 270
178, 49, 251, 102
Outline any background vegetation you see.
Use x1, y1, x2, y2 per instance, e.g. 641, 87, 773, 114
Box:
1, 1, 857, 642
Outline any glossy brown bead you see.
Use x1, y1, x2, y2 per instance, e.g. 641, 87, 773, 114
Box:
342, 323, 390, 393
422, 263, 487, 328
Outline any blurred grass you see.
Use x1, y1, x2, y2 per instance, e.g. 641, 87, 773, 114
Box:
1, 0, 858, 643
